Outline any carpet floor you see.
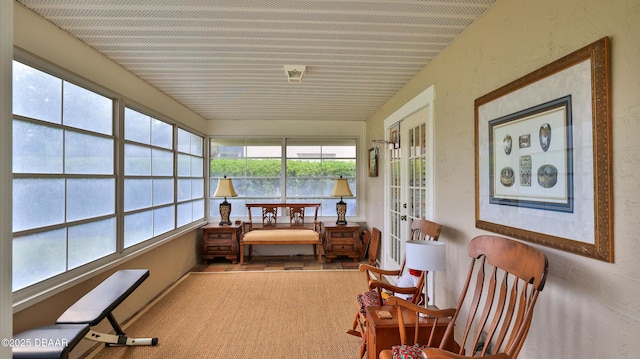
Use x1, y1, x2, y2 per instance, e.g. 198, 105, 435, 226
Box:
87, 270, 367, 358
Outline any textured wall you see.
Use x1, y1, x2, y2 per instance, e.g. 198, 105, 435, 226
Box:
366, 0, 640, 357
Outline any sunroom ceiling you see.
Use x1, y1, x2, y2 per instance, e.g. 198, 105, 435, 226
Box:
17, 0, 495, 122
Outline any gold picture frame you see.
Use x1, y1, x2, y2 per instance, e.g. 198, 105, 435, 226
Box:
474, 37, 613, 262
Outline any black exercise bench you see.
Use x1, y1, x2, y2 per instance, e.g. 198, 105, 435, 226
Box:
13, 269, 158, 359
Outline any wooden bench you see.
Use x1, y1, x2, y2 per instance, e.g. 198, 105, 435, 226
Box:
240, 203, 322, 264
13, 269, 157, 359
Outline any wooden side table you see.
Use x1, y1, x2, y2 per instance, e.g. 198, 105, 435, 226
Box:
365, 305, 459, 359
200, 223, 242, 264
322, 223, 361, 262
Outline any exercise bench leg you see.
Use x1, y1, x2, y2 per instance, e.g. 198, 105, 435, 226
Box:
85, 329, 158, 346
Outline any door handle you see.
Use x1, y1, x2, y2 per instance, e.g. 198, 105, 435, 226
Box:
400, 215, 407, 221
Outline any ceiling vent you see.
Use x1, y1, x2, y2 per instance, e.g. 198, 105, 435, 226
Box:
284, 65, 306, 83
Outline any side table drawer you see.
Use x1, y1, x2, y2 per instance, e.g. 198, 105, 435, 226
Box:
205, 232, 233, 240
205, 244, 233, 254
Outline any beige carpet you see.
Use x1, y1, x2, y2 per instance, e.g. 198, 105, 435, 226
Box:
88, 270, 367, 358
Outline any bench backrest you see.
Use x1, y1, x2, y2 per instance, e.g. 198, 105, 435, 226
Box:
246, 203, 320, 228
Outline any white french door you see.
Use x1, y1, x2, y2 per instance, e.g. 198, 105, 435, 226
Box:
382, 87, 435, 273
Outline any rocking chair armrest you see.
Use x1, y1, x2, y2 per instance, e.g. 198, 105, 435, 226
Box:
368, 280, 425, 296
422, 348, 509, 359
358, 264, 401, 276
385, 296, 457, 318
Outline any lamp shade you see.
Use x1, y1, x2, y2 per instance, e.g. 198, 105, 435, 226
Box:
405, 240, 445, 272
331, 177, 353, 197
213, 177, 238, 198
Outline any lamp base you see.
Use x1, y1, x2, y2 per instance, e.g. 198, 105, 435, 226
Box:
219, 200, 232, 225
336, 199, 347, 225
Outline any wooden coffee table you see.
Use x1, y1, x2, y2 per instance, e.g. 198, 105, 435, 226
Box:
365, 305, 459, 359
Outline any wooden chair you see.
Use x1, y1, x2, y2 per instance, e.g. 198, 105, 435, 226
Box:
379, 235, 548, 359
359, 228, 380, 265
348, 220, 442, 359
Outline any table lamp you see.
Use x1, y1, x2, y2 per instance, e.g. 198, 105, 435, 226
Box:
405, 240, 446, 307
331, 176, 353, 225
213, 176, 238, 225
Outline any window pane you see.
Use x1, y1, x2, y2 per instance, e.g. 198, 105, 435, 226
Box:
177, 128, 190, 153
67, 178, 115, 222
247, 144, 281, 157
13, 178, 65, 232
12, 61, 62, 124
322, 159, 356, 177
153, 179, 174, 205
65, 131, 114, 174
63, 82, 112, 135
177, 154, 190, 177
210, 158, 246, 177
246, 158, 281, 177
287, 159, 322, 177
190, 134, 203, 156
242, 178, 281, 197
322, 145, 357, 158
177, 179, 191, 202
151, 118, 172, 149
154, 206, 175, 236
13, 229, 67, 291
125, 144, 151, 176
191, 156, 203, 177
286, 178, 329, 197
124, 210, 153, 248
193, 199, 204, 220
13, 120, 63, 174
152, 148, 173, 176
68, 218, 116, 269
287, 145, 320, 158
177, 202, 192, 227
125, 108, 150, 144
192, 179, 204, 198
124, 179, 153, 211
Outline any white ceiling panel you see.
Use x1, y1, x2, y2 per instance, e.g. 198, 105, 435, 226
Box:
17, 0, 495, 122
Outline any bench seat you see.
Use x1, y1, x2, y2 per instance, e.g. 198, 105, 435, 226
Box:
240, 203, 322, 264
242, 229, 320, 243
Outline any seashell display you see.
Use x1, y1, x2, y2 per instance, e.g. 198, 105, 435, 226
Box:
500, 167, 514, 187
537, 164, 558, 188
503, 134, 512, 155
539, 123, 551, 152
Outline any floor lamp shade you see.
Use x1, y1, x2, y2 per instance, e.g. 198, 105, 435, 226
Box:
405, 240, 445, 306
331, 176, 353, 225
214, 176, 238, 225
405, 240, 446, 272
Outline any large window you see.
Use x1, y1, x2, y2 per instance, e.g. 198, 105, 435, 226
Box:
11, 59, 205, 293
12, 61, 116, 290
209, 138, 357, 219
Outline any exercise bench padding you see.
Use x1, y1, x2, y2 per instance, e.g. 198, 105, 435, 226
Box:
13, 269, 157, 359
12, 324, 89, 359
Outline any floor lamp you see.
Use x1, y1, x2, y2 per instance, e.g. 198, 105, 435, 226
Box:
405, 240, 446, 308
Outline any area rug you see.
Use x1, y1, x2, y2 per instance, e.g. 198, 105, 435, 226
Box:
87, 270, 367, 358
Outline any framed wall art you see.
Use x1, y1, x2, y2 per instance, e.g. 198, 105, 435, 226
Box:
368, 147, 378, 177
474, 37, 613, 262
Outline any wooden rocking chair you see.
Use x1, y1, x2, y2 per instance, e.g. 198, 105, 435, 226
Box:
379, 235, 548, 359
347, 220, 442, 359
